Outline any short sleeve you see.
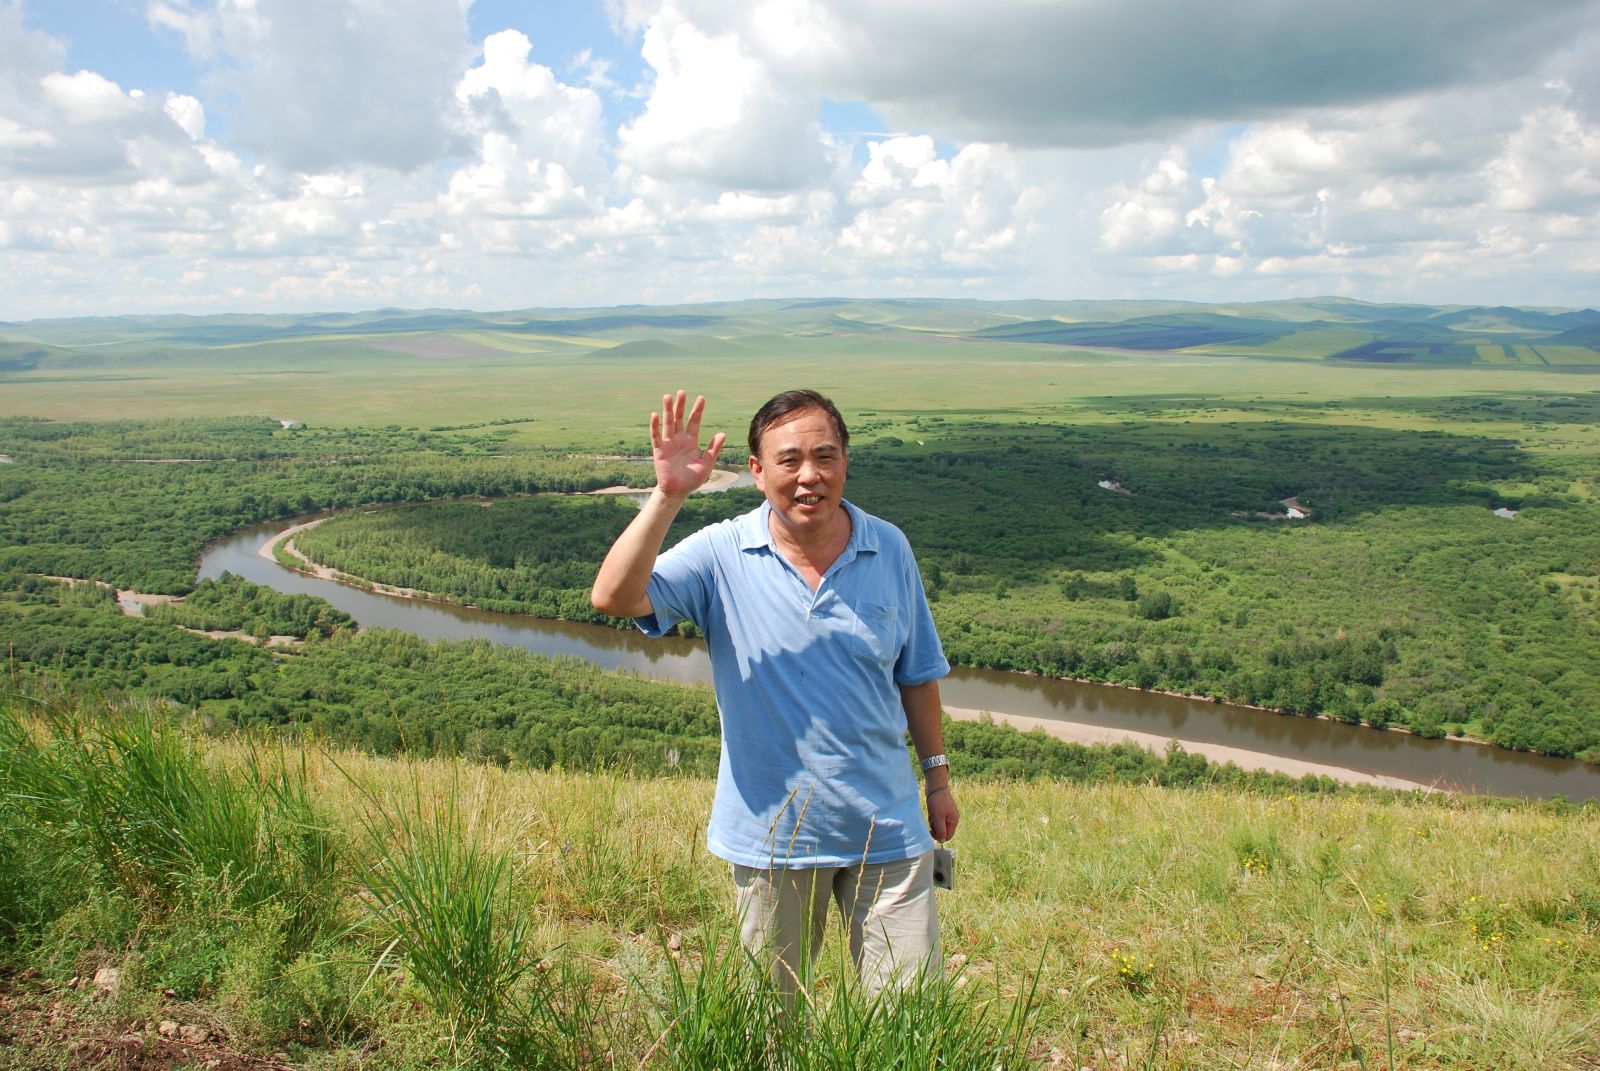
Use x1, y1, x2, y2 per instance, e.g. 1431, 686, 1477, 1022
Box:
636, 524, 717, 638
893, 543, 949, 686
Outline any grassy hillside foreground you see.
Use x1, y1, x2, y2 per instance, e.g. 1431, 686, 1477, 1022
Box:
3, 689, 1598, 1070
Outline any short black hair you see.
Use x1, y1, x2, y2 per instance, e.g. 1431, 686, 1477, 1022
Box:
747, 389, 850, 459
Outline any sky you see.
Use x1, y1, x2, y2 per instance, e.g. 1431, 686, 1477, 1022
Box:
3, 0, 1599, 319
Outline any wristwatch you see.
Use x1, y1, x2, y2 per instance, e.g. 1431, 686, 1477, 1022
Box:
919, 753, 949, 774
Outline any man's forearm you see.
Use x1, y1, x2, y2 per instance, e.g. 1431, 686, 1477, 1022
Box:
902, 678, 958, 841
900, 679, 950, 794
591, 488, 687, 617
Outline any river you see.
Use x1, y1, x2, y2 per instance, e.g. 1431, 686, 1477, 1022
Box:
197, 515, 1600, 801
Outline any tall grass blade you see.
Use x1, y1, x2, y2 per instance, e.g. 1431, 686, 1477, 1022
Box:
349, 766, 581, 1066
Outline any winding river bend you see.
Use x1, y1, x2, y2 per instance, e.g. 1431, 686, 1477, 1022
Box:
199, 518, 1600, 801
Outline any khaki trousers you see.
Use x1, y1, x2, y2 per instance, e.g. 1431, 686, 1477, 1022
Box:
731, 851, 941, 998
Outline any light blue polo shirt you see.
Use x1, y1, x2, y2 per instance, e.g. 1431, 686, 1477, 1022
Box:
639, 499, 949, 868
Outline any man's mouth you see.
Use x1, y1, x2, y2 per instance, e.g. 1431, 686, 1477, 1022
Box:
796, 493, 823, 506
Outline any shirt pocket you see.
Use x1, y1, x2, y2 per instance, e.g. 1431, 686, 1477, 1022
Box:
851, 602, 899, 665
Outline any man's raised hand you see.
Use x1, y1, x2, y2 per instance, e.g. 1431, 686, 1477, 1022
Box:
591, 390, 723, 618
651, 390, 727, 500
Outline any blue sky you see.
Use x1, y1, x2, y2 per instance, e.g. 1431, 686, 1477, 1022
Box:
3, 0, 1599, 318
23, 1, 199, 94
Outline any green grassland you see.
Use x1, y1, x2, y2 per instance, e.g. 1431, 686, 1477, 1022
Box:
2, 297, 1596, 436
0, 336, 1587, 447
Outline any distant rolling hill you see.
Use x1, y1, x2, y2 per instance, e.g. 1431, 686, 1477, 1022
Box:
0, 341, 73, 372
1, 296, 1596, 369
970, 313, 1298, 350
1543, 321, 1600, 347
965, 301, 1600, 366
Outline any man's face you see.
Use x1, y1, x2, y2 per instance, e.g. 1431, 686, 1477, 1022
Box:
749, 407, 848, 541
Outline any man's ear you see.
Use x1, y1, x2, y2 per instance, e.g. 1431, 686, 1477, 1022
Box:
748, 453, 763, 489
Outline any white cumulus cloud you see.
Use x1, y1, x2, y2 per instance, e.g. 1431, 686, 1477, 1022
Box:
616, 2, 836, 192
446, 29, 610, 221
41, 71, 143, 124
162, 93, 205, 140
0, 7, 212, 183
1093, 68, 1600, 301
618, 0, 1600, 148
154, 0, 474, 172
840, 137, 1037, 274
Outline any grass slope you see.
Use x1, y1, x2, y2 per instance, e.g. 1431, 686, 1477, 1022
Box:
2, 691, 1598, 1070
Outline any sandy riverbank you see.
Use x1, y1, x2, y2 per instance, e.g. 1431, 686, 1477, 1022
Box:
944, 705, 1438, 791
43, 574, 181, 616
116, 590, 182, 614
260, 517, 346, 582
586, 468, 743, 495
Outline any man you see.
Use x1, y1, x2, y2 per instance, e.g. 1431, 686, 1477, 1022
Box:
591, 388, 958, 995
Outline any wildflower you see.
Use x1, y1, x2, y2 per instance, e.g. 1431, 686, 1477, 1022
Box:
1108, 947, 1157, 990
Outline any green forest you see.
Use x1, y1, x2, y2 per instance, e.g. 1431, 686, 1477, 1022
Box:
143, 571, 355, 638
0, 416, 632, 593
289, 398, 1600, 760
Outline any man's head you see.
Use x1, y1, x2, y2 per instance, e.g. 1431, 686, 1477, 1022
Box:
747, 389, 850, 543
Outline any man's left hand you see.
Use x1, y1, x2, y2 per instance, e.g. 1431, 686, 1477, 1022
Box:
926, 785, 959, 842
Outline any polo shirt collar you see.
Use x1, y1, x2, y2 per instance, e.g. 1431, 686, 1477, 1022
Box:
739, 499, 879, 556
